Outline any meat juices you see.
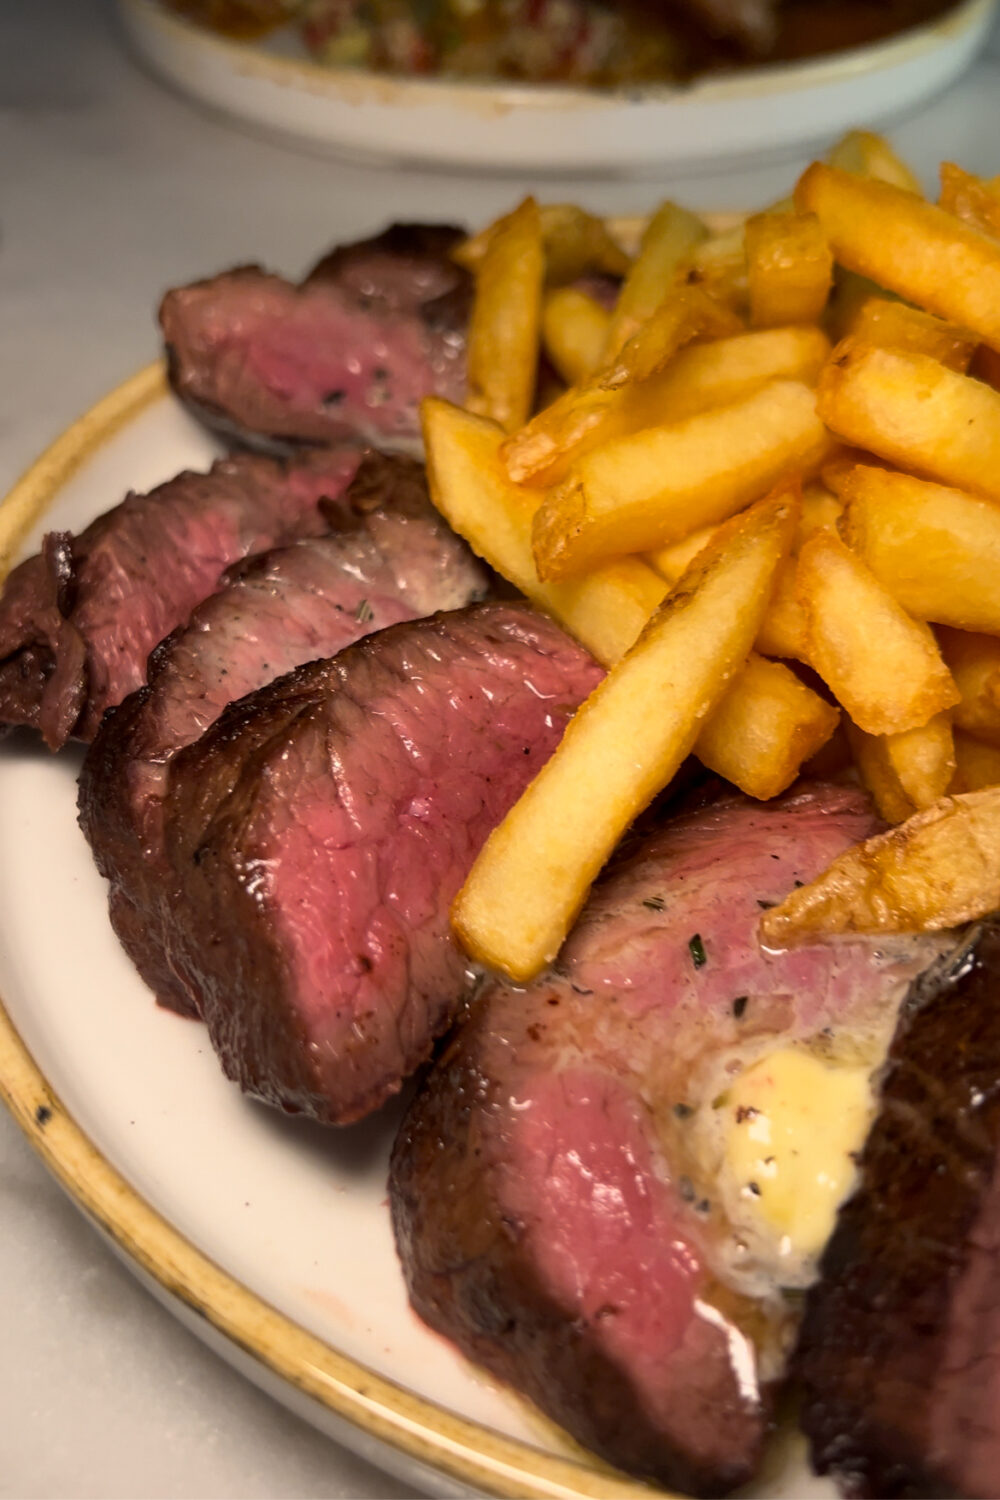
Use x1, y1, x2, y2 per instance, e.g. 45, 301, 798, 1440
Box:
78, 454, 488, 1018
0, 448, 360, 748
391, 787, 950, 1496
160, 223, 470, 454
161, 604, 603, 1123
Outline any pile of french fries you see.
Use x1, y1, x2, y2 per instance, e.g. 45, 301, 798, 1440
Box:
421, 132, 1000, 980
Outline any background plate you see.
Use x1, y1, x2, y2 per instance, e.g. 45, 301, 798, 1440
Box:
117, 0, 997, 173
0, 369, 835, 1499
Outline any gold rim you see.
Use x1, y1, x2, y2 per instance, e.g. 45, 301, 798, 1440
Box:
0, 369, 673, 1500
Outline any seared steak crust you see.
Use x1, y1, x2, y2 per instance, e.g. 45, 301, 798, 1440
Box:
160, 223, 470, 453
0, 448, 359, 748
161, 603, 602, 1123
390, 788, 945, 1496
797, 918, 1000, 1500
78, 453, 488, 1018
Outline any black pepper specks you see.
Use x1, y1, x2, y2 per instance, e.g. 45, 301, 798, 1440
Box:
688, 933, 707, 968
35, 1104, 52, 1127
733, 996, 748, 1018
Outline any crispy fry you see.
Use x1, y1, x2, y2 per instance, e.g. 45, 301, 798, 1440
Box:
602, 201, 708, 358
937, 627, 1000, 746
938, 163, 1000, 240
531, 380, 828, 579
421, 398, 667, 665
465, 197, 545, 433
688, 199, 793, 312
646, 523, 717, 585
503, 285, 740, 487
826, 129, 923, 195
542, 287, 611, 385
847, 297, 976, 372
842, 466, 1000, 633
697, 652, 839, 800
795, 164, 1000, 350
796, 529, 959, 735
848, 714, 955, 823
951, 730, 1000, 793
754, 556, 811, 660
455, 202, 631, 283
798, 481, 843, 541
454, 488, 798, 980
816, 341, 1000, 502
759, 787, 1000, 945
745, 211, 833, 328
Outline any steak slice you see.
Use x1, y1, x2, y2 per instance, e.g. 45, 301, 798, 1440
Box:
0, 447, 360, 749
390, 787, 949, 1496
796, 918, 1000, 1500
78, 453, 488, 1019
159, 223, 470, 453
162, 603, 602, 1124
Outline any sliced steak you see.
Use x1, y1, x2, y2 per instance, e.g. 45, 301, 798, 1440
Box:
390, 787, 949, 1496
160, 223, 470, 453
161, 603, 602, 1124
78, 453, 488, 1019
0, 448, 360, 749
796, 918, 1000, 1500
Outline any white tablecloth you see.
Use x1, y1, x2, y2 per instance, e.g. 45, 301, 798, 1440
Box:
2, 4, 999, 1494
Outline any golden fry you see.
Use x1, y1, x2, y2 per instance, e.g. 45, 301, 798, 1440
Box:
848, 715, 955, 823
698, 653, 839, 800
454, 488, 798, 981
937, 626, 1000, 746
816, 341, 1000, 502
602, 201, 707, 358
760, 787, 1000, 945
745, 211, 833, 328
938, 162, 1000, 240
796, 529, 958, 735
421, 398, 666, 666
646, 523, 717, 585
465, 197, 545, 433
795, 164, 1000, 350
455, 202, 630, 283
826, 129, 923, 194
842, 465, 1000, 633
532, 380, 827, 579
847, 297, 976, 372
541, 287, 611, 385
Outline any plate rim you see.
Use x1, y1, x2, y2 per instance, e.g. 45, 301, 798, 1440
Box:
119, 0, 996, 110
0, 365, 672, 1500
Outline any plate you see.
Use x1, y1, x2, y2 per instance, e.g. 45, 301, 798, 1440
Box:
116, 0, 997, 173
0, 367, 839, 1498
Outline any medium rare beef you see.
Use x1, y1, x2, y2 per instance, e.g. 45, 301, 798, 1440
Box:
390, 787, 949, 1496
160, 223, 470, 453
78, 452, 488, 1019
161, 603, 602, 1124
796, 918, 1000, 1499
0, 448, 360, 749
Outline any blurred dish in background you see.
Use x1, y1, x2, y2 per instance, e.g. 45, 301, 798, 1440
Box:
120, 0, 997, 171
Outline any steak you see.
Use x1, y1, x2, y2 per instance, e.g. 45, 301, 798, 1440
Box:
78, 453, 488, 1019
0, 447, 360, 749
796, 918, 1000, 1499
159, 223, 470, 453
390, 787, 948, 1496
161, 603, 602, 1124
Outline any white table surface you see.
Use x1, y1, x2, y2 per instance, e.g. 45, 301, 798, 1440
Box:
2, 4, 1000, 1496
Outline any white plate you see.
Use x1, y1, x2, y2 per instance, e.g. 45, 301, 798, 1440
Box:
117, 0, 997, 173
0, 365, 838, 1499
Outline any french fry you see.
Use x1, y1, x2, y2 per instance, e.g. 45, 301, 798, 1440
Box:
465, 197, 544, 433
688, 199, 793, 311
842, 466, 1000, 633
816, 341, 1000, 503
848, 714, 955, 823
503, 285, 740, 487
937, 627, 1000, 746
951, 730, 1000, 792
938, 162, 1000, 240
646, 523, 717, 585
759, 787, 1000, 945
542, 287, 611, 385
847, 297, 977, 372
531, 380, 828, 579
454, 202, 630, 283
796, 529, 959, 735
697, 653, 839, 800
454, 487, 798, 981
745, 211, 833, 328
421, 398, 667, 666
826, 129, 923, 195
621, 325, 831, 432
754, 557, 810, 660
795, 164, 1000, 350
602, 201, 708, 358
798, 481, 843, 541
